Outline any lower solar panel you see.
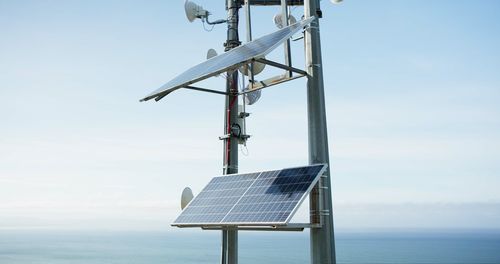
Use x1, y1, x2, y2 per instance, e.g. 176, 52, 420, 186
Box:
172, 164, 327, 226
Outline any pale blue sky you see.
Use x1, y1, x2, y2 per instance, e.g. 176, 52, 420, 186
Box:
1, 0, 499, 230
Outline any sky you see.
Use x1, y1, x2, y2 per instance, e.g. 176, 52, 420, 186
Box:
1, 0, 499, 231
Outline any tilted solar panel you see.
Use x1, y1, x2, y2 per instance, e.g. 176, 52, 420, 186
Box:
172, 164, 326, 226
140, 17, 314, 102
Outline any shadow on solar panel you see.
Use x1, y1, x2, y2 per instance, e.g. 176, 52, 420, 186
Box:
172, 164, 327, 227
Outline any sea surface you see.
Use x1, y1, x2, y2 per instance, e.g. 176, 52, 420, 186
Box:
1, 229, 499, 264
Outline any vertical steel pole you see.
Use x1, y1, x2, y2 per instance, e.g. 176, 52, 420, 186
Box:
304, 0, 336, 264
221, 1, 241, 264
244, 0, 252, 42
244, 0, 255, 84
281, 0, 293, 77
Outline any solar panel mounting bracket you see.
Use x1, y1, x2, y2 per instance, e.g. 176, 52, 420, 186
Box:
153, 86, 229, 102
222, 164, 238, 171
254, 58, 308, 76
184, 85, 229, 95
236, 58, 308, 94
199, 223, 321, 232
219, 134, 231, 140
240, 73, 304, 94
140, 17, 315, 102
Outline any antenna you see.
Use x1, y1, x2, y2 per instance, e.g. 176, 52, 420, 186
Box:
184, 0, 227, 25
273, 13, 297, 29
206, 48, 218, 60
180, 187, 194, 210
184, 0, 208, 22
239, 60, 265, 76
243, 86, 261, 105
206, 48, 221, 77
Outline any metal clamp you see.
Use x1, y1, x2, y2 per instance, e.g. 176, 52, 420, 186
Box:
239, 112, 250, 118
320, 210, 330, 216
219, 134, 231, 140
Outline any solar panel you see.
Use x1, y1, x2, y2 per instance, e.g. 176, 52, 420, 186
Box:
172, 164, 327, 227
140, 17, 314, 102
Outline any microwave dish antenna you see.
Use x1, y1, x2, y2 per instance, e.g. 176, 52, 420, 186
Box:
239, 60, 266, 76
206, 48, 218, 60
273, 13, 297, 29
184, 0, 227, 25
184, 0, 208, 22
180, 187, 194, 210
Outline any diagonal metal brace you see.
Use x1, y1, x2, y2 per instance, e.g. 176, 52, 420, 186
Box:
239, 74, 304, 94
184, 85, 229, 95
255, 58, 308, 76
151, 85, 228, 102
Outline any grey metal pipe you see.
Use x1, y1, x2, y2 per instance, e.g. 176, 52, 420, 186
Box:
304, 0, 337, 263
221, 2, 241, 263
281, 0, 293, 77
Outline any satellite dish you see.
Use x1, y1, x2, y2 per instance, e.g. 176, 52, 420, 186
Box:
184, 0, 208, 22
206, 49, 220, 76
273, 13, 297, 29
239, 60, 266, 76
206, 48, 218, 60
243, 86, 262, 105
181, 187, 194, 210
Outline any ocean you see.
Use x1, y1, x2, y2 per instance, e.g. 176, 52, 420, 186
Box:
1, 230, 499, 264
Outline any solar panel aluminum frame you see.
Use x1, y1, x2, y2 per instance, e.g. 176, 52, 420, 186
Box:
280, 164, 327, 226
140, 17, 315, 102
171, 164, 327, 227
146, 60, 248, 102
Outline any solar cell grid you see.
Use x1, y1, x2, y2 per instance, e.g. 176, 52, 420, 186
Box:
172, 164, 326, 226
174, 172, 260, 224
